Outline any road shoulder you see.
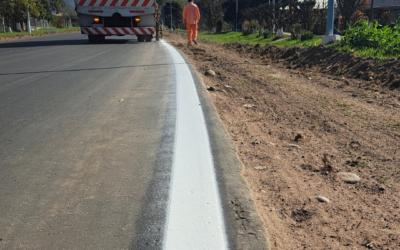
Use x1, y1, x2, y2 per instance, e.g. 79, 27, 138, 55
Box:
181, 45, 270, 250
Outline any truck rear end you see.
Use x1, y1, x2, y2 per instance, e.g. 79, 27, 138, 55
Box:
74, 0, 156, 43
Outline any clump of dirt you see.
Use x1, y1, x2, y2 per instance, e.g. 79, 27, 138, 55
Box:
164, 31, 400, 249
223, 42, 400, 90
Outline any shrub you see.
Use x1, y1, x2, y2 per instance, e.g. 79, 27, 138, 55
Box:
51, 16, 58, 28
222, 22, 231, 32
338, 19, 400, 57
242, 29, 252, 36
263, 30, 270, 39
292, 23, 302, 39
301, 31, 313, 41
250, 20, 260, 29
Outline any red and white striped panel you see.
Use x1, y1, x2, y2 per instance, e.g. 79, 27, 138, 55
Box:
77, 0, 155, 7
81, 27, 155, 35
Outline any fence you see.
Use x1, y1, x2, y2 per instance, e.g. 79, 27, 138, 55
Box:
29, 18, 51, 31
0, 18, 53, 33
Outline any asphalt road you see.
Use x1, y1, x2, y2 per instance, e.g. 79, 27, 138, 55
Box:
0, 33, 269, 250
0, 34, 176, 249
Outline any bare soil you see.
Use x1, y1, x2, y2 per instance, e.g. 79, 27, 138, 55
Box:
164, 31, 400, 250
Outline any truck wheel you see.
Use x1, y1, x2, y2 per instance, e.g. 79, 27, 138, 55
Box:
137, 36, 145, 42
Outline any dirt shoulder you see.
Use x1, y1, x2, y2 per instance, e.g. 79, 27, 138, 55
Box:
164, 31, 400, 250
0, 30, 80, 42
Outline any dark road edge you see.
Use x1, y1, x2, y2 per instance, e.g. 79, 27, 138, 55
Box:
129, 46, 177, 250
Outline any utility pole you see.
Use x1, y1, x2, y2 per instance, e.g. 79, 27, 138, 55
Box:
27, 6, 31, 34
369, 0, 374, 22
170, 0, 173, 31
322, 0, 340, 44
236, 0, 238, 32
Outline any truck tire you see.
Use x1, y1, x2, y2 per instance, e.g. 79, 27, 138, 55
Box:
137, 36, 145, 42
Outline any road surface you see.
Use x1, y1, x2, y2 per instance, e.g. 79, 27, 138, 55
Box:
0, 34, 268, 250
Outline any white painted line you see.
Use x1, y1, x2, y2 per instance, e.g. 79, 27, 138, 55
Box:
162, 41, 228, 250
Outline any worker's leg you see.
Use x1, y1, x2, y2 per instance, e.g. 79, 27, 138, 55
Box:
186, 24, 192, 44
191, 24, 198, 45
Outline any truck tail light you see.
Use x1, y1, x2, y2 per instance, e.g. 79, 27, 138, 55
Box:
135, 17, 141, 23
94, 17, 100, 23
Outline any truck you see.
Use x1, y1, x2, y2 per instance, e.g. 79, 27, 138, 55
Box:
74, 0, 157, 43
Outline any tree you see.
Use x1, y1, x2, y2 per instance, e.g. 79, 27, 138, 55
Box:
49, 0, 65, 13
196, 0, 228, 30
337, 0, 367, 30
0, 0, 59, 30
298, 0, 316, 31
164, 0, 185, 30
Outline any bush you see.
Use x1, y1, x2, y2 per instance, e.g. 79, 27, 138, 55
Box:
242, 29, 252, 36
301, 31, 313, 41
222, 22, 231, 32
339, 19, 400, 57
51, 16, 58, 28
292, 23, 302, 39
263, 30, 270, 39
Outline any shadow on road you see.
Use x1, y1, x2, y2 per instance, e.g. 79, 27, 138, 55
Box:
0, 63, 185, 76
0, 39, 140, 49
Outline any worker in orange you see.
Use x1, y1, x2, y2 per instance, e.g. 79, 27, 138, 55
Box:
183, 0, 200, 45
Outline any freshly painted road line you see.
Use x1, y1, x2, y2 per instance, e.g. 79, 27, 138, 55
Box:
162, 41, 228, 250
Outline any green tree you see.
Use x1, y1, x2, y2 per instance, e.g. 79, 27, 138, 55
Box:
164, 0, 185, 30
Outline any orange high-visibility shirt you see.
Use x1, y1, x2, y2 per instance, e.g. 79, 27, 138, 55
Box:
183, 3, 200, 25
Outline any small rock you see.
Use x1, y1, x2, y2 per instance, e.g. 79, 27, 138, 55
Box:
254, 166, 267, 170
337, 172, 360, 184
308, 77, 312, 80
366, 100, 374, 103
252, 140, 260, 145
266, 142, 275, 146
217, 89, 226, 93
245, 59, 249, 63
224, 85, 232, 88
289, 144, 301, 149
316, 196, 330, 203
294, 133, 303, 142
119, 99, 124, 102
243, 104, 255, 108
206, 85, 216, 91
205, 69, 216, 76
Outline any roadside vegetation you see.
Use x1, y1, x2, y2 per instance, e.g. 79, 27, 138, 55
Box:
334, 19, 400, 58
177, 29, 321, 47
0, 27, 80, 38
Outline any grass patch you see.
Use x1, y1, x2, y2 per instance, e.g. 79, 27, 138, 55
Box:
0, 27, 80, 37
332, 44, 397, 59
271, 36, 322, 47
176, 30, 305, 46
